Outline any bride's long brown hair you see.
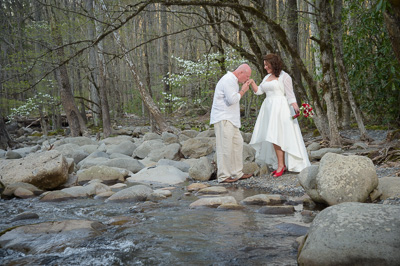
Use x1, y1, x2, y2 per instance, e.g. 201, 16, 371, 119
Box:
263, 54, 283, 77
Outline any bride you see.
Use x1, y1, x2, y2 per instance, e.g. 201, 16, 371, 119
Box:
248, 54, 310, 177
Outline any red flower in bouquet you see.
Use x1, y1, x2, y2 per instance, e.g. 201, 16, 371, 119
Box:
293, 103, 314, 119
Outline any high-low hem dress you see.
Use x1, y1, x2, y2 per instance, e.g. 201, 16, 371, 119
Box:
249, 75, 310, 173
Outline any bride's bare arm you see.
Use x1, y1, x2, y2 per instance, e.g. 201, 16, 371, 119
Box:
248, 79, 259, 93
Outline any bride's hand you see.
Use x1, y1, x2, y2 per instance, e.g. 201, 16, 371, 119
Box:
291, 103, 300, 114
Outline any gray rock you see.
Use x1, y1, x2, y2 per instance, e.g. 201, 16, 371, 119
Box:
0, 149, 6, 158
80, 144, 99, 154
189, 196, 237, 208
143, 132, 161, 141
188, 157, 214, 181
161, 132, 178, 144
61, 182, 110, 198
77, 165, 129, 184
40, 191, 74, 202
197, 186, 228, 195
306, 142, 321, 153
106, 184, 153, 202
157, 159, 190, 172
242, 132, 252, 144
350, 142, 369, 150
0, 150, 69, 190
243, 162, 260, 176
317, 153, 378, 205
101, 158, 145, 174
298, 202, 400, 265
14, 187, 35, 198
100, 135, 133, 145
11, 212, 40, 222
196, 129, 215, 138
53, 136, 98, 147
78, 157, 109, 170
0, 220, 106, 254
298, 165, 323, 202
109, 153, 132, 159
377, 176, 400, 200
134, 139, 164, 159
2, 182, 43, 197
5, 150, 22, 159
179, 130, 199, 139
127, 165, 189, 185
310, 148, 342, 160
106, 141, 137, 156
181, 137, 215, 158
243, 143, 256, 162
54, 143, 88, 164
241, 194, 287, 206
147, 143, 181, 162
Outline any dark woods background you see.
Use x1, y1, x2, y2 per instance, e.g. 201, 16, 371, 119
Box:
0, 0, 399, 147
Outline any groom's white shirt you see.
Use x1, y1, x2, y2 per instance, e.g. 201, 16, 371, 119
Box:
210, 71, 241, 128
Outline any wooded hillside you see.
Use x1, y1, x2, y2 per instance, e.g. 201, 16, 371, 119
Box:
1, 0, 399, 148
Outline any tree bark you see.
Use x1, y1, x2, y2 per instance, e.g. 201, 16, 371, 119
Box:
384, 0, 400, 65
0, 113, 13, 150
94, 1, 111, 138
48, 2, 88, 137
86, 0, 101, 126
317, 0, 341, 146
161, 4, 171, 113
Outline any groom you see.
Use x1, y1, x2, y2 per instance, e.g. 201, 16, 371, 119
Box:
210, 64, 254, 183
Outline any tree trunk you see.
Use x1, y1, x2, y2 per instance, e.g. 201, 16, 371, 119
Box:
48, 2, 88, 137
0, 113, 13, 150
317, 0, 341, 146
161, 4, 171, 114
143, 10, 157, 132
86, 0, 101, 126
287, 0, 306, 104
95, 1, 111, 138
384, 0, 400, 65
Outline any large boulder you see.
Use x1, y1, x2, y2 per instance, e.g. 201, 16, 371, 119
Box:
0, 150, 68, 190
106, 141, 137, 156
147, 143, 181, 162
298, 202, 400, 265
127, 165, 189, 185
188, 157, 214, 181
189, 196, 237, 208
100, 158, 145, 174
0, 220, 106, 254
54, 143, 88, 164
106, 184, 153, 202
77, 165, 129, 184
134, 140, 164, 159
377, 176, 400, 200
299, 153, 378, 205
181, 137, 215, 158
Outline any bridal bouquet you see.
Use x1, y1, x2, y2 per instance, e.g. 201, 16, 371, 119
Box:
293, 103, 314, 119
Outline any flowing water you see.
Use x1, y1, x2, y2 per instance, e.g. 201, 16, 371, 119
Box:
0, 183, 311, 265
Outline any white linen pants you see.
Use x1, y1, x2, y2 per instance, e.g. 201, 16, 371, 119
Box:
214, 120, 244, 182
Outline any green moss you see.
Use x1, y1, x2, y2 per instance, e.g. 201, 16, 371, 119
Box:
31, 132, 43, 137
312, 129, 320, 137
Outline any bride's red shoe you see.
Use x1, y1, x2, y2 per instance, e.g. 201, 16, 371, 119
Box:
273, 166, 286, 177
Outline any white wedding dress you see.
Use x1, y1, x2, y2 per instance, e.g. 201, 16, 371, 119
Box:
249, 77, 310, 172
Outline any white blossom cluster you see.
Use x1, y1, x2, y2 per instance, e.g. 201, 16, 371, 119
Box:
8, 92, 57, 121
162, 49, 247, 89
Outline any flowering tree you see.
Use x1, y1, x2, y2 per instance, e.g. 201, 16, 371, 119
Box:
161, 49, 248, 112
